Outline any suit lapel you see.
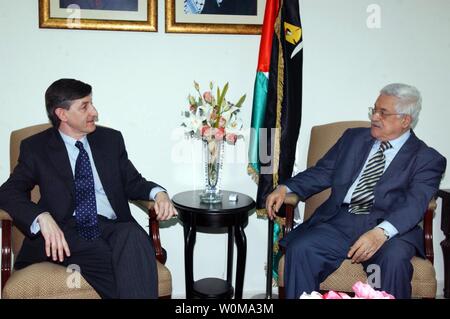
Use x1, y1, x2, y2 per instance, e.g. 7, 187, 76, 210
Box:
46, 129, 75, 196
336, 131, 375, 203
350, 132, 375, 184
87, 131, 116, 207
378, 131, 420, 184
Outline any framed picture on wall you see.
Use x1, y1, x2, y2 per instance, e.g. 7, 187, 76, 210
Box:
165, 0, 265, 34
39, 0, 157, 32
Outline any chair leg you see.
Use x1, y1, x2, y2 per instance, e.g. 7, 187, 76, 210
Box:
442, 238, 450, 298
278, 286, 285, 299
438, 190, 450, 298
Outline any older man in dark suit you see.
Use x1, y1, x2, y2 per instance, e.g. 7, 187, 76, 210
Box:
266, 83, 446, 299
0, 79, 177, 298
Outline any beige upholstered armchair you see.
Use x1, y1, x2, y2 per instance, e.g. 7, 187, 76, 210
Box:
277, 121, 438, 298
0, 124, 172, 298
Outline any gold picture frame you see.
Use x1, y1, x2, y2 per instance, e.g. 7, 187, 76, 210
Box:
39, 0, 157, 32
165, 0, 264, 35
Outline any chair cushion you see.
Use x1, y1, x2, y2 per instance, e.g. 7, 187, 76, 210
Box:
278, 255, 436, 298
157, 260, 172, 298
3, 261, 172, 299
3, 262, 100, 299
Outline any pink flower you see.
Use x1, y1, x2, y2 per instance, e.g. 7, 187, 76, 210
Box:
352, 281, 395, 299
215, 127, 225, 141
218, 117, 227, 128
299, 281, 395, 299
225, 133, 237, 145
201, 125, 211, 138
322, 291, 352, 299
203, 91, 212, 103
322, 291, 343, 299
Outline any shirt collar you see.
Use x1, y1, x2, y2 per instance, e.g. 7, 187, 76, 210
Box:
386, 129, 411, 150
58, 130, 88, 148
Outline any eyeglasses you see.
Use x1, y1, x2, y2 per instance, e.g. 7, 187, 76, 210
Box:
368, 107, 405, 119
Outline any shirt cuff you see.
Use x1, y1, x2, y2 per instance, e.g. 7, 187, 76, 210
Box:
376, 221, 399, 240
282, 185, 293, 193
150, 187, 167, 201
30, 216, 41, 235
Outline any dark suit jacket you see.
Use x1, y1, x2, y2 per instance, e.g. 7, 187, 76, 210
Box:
283, 128, 446, 256
0, 126, 161, 266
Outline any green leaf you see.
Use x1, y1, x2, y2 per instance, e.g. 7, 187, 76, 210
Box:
223, 102, 231, 112
218, 82, 229, 107
216, 86, 221, 106
235, 94, 246, 108
188, 95, 196, 105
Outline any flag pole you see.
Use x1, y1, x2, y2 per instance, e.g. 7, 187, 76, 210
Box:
266, 218, 274, 299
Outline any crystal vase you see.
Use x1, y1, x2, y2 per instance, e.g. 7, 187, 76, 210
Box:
200, 138, 224, 203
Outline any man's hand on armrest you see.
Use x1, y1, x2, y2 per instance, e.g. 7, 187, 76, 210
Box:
37, 212, 71, 262
265, 185, 288, 220
154, 192, 178, 221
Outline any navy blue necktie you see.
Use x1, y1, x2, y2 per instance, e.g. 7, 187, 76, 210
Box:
74, 141, 100, 240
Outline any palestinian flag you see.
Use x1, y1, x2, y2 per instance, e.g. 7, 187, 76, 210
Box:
248, 0, 303, 286
248, 0, 280, 181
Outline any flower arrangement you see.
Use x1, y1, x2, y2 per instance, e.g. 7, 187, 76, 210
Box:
299, 281, 395, 299
180, 81, 247, 203
181, 81, 246, 145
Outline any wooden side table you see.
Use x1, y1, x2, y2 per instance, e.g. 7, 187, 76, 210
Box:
172, 190, 255, 299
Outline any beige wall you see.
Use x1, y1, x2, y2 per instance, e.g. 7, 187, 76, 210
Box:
0, 0, 449, 297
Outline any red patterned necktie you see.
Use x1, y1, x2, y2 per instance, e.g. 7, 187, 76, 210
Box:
94, 0, 103, 8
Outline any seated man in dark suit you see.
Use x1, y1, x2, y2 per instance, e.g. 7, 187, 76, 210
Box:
60, 0, 138, 11
266, 83, 446, 299
0, 78, 177, 298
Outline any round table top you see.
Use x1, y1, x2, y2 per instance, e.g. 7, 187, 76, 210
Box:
172, 190, 255, 214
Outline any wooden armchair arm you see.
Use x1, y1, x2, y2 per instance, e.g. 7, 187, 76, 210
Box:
283, 193, 301, 235
0, 209, 12, 221
437, 189, 450, 298
0, 209, 13, 292
130, 200, 167, 264
423, 198, 437, 264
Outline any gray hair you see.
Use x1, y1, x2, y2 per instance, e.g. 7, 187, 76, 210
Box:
380, 83, 422, 128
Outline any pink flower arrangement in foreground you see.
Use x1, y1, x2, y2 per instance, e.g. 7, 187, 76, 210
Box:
299, 281, 395, 299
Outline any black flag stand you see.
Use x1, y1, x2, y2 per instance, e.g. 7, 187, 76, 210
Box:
266, 218, 274, 299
